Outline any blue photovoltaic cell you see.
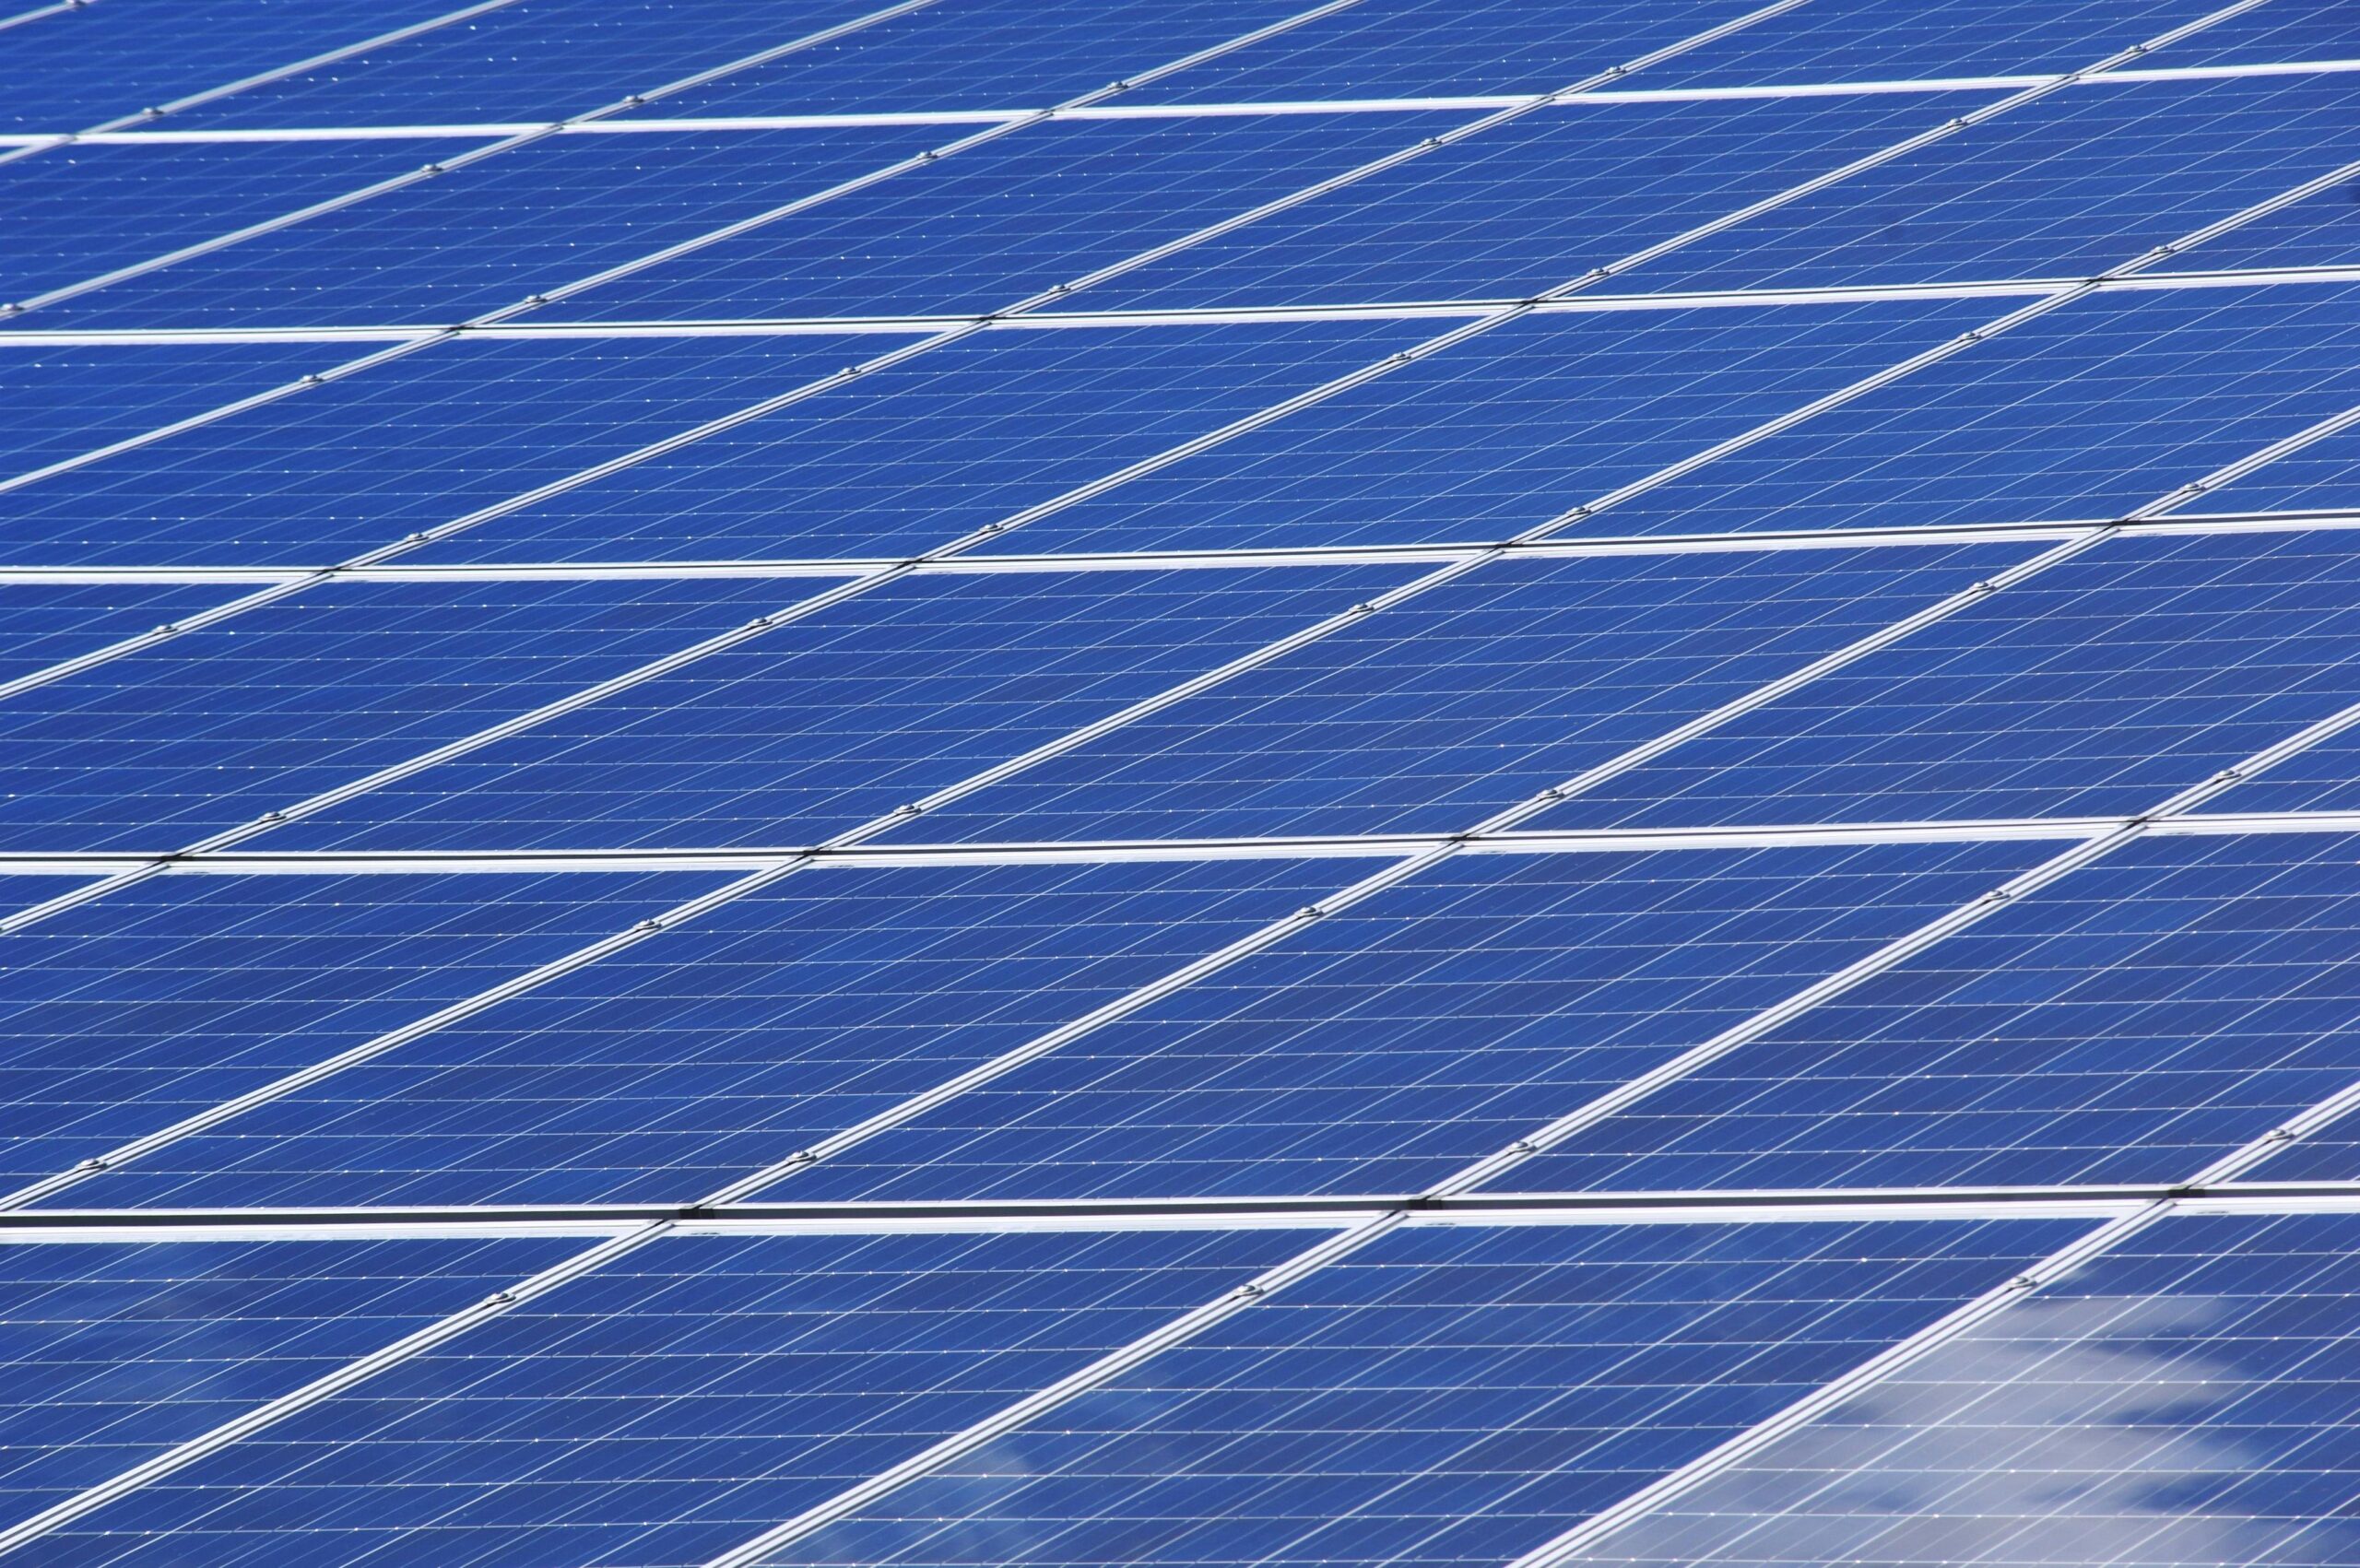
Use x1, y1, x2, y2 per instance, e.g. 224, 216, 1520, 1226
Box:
1121, 0, 1763, 103
0, 331, 893, 567
269, 563, 1412, 854
624, 0, 1308, 118
1631, 75, 2360, 293
2193, 423, 2360, 519
21, 125, 950, 331
782, 841, 2047, 1205
0, 868, 715, 1187
981, 296, 2000, 558
763, 1217, 2088, 1568
1594, 282, 2360, 538
0, 0, 471, 130
549, 112, 1457, 323
2151, 0, 2360, 69
1575, 1209, 2360, 1567
0, 1233, 584, 1527
1492, 831, 2360, 1194
414, 317, 1434, 567
2152, 160, 2360, 276
0, 583, 245, 686
2201, 721, 2360, 823
0, 339, 354, 483
1539, 528, 2360, 832
67, 857, 1353, 1208
45, 1226, 1324, 1568
1084, 90, 1979, 312
895, 542, 2033, 846
1634, 0, 2219, 87
0, 576, 828, 854
0, 136, 491, 310
172, 0, 894, 127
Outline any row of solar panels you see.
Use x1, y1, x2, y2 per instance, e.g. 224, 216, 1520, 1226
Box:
9, 0, 2360, 1563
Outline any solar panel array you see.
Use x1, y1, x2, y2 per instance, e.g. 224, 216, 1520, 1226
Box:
6, 0, 2360, 1562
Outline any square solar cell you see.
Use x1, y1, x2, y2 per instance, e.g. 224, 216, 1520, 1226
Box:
761, 1216, 2091, 1568
981, 295, 2000, 557
42, 1225, 1326, 1568
171, 0, 896, 127
1627, 73, 2360, 292
1490, 830, 2360, 1193
18, 124, 949, 330
0, 868, 717, 1189
1121, 0, 1764, 103
1536, 527, 2360, 831
1573, 1208, 2360, 1567
1593, 282, 2360, 538
0, 337, 356, 484
893, 541, 2034, 846
415, 317, 1433, 567
1082, 89, 1981, 311
0, 331, 891, 567
0, 583, 246, 688
0, 0, 473, 131
0, 1232, 584, 1526
548, 110, 1461, 323
0, 136, 490, 312
1628, 0, 2222, 88
619, 0, 1312, 118
779, 841, 2050, 1205
63, 855, 1357, 1208
0, 575, 830, 853
267, 562, 1413, 854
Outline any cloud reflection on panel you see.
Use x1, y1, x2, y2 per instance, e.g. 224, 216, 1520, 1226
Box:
1568, 1286, 2360, 1568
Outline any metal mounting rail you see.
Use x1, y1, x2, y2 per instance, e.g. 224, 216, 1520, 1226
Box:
0, 0, 529, 169
14, 505, 2360, 590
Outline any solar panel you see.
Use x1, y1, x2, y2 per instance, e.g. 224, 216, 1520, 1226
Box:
10, 0, 2360, 1562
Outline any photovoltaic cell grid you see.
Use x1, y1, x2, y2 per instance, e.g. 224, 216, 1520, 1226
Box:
9, 0, 2360, 1565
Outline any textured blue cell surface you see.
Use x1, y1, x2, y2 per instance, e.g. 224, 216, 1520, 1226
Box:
0, 583, 244, 686
47, 1226, 1321, 1568
269, 563, 1413, 853
1581, 1209, 2360, 1566
765, 1217, 2090, 1568
623, 0, 1310, 117
985, 295, 2000, 556
1596, 282, 2360, 537
896, 541, 2034, 845
2155, 159, 2360, 275
0, 576, 823, 853
1125, 0, 1764, 102
66, 857, 1354, 1208
1634, 0, 2221, 87
0, 0, 472, 130
0, 338, 354, 485
418, 317, 1433, 566
2198, 419, 2360, 518
2149, 0, 2360, 69
0, 136, 490, 311
0, 1232, 582, 1526
1085, 89, 1980, 311
23, 124, 948, 331
173, 0, 897, 126
0, 869, 714, 1185
0, 331, 892, 567
551, 111, 1457, 323
1493, 831, 2360, 1193
784, 841, 2049, 1204
1631, 74, 2360, 292
1538, 528, 2360, 831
